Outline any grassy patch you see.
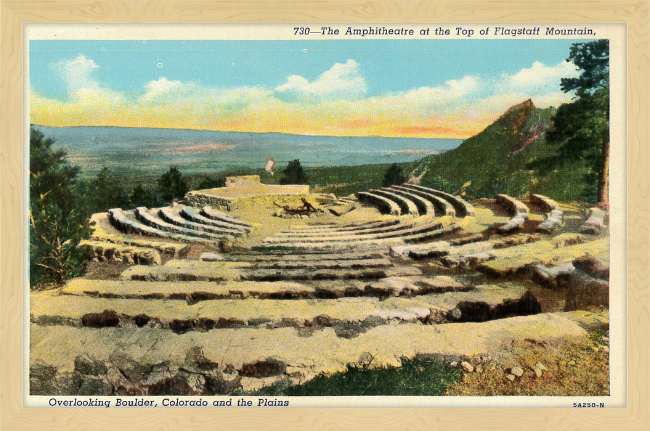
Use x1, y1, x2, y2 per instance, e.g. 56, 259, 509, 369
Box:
248, 357, 460, 396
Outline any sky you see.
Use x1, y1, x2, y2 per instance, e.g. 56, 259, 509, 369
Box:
29, 39, 589, 139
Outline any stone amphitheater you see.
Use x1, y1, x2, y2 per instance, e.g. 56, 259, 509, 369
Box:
30, 175, 610, 396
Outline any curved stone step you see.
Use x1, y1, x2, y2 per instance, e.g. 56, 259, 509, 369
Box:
90, 213, 188, 258
528, 194, 564, 232
230, 251, 386, 262
200, 206, 252, 228
392, 185, 456, 217
356, 191, 401, 216
385, 187, 436, 215
402, 223, 460, 244
537, 210, 563, 233
497, 213, 528, 233
273, 220, 425, 240
276, 222, 410, 238
263, 220, 444, 243
159, 208, 244, 236
109, 209, 215, 245
246, 258, 393, 271
401, 184, 475, 217
529, 194, 560, 212
181, 207, 250, 232
494, 195, 529, 233
134, 208, 227, 242
286, 220, 401, 236
290, 219, 400, 232
496, 194, 529, 215
369, 189, 419, 216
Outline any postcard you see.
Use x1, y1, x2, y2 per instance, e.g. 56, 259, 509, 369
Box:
24, 22, 626, 409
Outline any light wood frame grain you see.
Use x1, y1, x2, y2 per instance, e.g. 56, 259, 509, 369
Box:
1, 2, 648, 430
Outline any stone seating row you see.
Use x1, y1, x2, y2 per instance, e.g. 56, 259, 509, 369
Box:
159, 207, 245, 236
369, 189, 419, 216
357, 185, 466, 218
276, 219, 421, 239
356, 192, 401, 216
256, 222, 456, 252
383, 187, 436, 215
401, 184, 475, 217
496, 194, 529, 215
263, 219, 445, 244
390, 185, 455, 217
287, 218, 401, 234
495, 194, 529, 233
200, 206, 252, 228
528, 194, 564, 232
108, 208, 217, 245
134, 207, 228, 241
181, 207, 249, 233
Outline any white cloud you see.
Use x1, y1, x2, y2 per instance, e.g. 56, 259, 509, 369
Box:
51, 54, 100, 92
504, 60, 579, 93
370, 75, 480, 117
276, 59, 367, 99
401, 76, 479, 102
141, 77, 185, 101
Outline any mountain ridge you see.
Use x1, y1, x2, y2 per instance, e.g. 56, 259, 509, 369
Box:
409, 99, 598, 202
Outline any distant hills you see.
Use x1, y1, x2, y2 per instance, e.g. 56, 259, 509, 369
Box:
411, 99, 599, 202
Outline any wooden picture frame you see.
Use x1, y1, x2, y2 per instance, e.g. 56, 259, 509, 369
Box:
1, 1, 647, 430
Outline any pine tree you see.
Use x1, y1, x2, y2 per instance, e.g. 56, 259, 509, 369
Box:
29, 128, 90, 288
280, 159, 309, 185
382, 163, 406, 187
157, 166, 189, 203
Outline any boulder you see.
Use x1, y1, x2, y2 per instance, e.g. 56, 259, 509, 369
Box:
183, 346, 219, 373
572, 255, 609, 280
564, 273, 609, 311
531, 262, 575, 288
74, 354, 108, 376
240, 358, 287, 378
329, 203, 356, 216
200, 252, 225, 262
148, 376, 193, 396
78, 377, 113, 395
81, 310, 120, 328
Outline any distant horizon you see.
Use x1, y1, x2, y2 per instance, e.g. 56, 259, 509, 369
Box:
30, 123, 462, 141
30, 125, 462, 181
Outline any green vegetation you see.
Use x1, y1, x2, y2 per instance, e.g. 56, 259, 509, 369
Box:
250, 357, 460, 396
197, 175, 225, 190
412, 101, 564, 199
29, 129, 91, 289
280, 159, 308, 185
157, 166, 189, 202
128, 184, 162, 208
382, 163, 407, 187
412, 40, 609, 203
77, 167, 129, 214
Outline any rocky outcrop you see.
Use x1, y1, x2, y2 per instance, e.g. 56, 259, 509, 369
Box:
81, 240, 162, 265
580, 208, 606, 234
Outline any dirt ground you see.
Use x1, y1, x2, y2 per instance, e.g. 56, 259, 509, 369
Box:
445, 328, 609, 396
